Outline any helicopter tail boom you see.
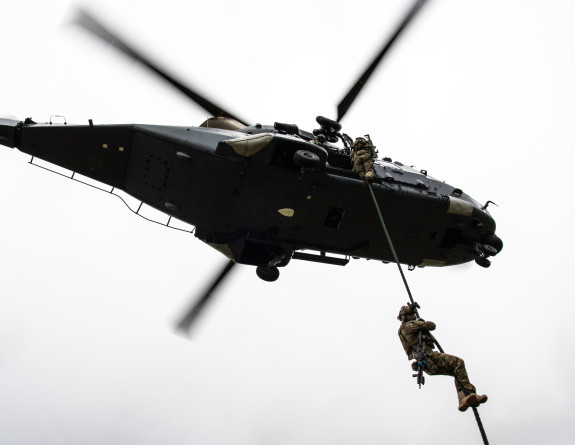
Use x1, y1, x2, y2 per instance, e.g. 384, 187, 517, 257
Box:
1, 119, 134, 189
0, 118, 20, 148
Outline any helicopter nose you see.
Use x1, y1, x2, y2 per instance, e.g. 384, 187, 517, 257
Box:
481, 233, 503, 256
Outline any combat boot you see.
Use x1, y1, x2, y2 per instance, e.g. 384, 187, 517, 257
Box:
457, 391, 478, 412
474, 394, 488, 407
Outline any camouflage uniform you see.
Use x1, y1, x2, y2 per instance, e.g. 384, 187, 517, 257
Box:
397, 306, 487, 411
350, 137, 375, 179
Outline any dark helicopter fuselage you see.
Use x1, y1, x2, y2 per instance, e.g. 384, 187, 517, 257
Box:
0, 117, 500, 275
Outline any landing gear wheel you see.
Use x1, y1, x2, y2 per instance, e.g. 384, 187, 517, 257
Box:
294, 150, 321, 169
256, 265, 280, 282
475, 256, 491, 268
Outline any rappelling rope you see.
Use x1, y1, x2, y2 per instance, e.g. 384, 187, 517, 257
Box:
365, 181, 415, 306
365, 180, 489, 445
433, 337, 489, 445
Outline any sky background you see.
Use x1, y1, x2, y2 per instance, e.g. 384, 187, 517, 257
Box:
1, 0, 574, 444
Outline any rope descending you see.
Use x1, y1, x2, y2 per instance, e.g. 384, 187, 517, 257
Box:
365, 180, 489, 445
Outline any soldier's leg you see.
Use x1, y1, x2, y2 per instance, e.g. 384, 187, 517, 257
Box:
363, 158, 374, 178
424, 351, 485, 411
448, 354, 488, 409
424, 351, 474, 391
353, 158, 365, 178
447, 355, 491, 410
355, 152, 371, 178
447, 354, 476, 394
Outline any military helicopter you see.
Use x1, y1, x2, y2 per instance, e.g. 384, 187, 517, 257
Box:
0, 0, 502, 331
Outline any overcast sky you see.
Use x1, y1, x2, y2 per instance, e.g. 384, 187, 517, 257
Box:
1, 0, 574, 444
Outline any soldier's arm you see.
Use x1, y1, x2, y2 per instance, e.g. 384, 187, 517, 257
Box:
417, 320, 436, 331
402, 320, 436, 333
355, 151, 372, 161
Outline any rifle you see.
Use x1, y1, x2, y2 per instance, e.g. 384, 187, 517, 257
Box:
412, 330, 426, 388
400, 301, 426, 387
363, 134, 378, 158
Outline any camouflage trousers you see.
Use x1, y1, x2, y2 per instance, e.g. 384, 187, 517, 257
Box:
352, 150, 374, 178
422, 350, 476, 394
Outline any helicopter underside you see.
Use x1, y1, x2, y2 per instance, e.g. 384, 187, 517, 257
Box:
0, 118, 501, 272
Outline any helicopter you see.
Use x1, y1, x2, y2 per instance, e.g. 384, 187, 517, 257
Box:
0, 0, 502, 331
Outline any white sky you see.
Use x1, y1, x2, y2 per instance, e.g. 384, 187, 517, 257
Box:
1, 0, 574, 444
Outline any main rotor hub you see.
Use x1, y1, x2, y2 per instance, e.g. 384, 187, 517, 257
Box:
313, 115, 342, 143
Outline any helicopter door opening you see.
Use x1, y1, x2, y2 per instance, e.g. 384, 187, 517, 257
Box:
326, 150, 353, 170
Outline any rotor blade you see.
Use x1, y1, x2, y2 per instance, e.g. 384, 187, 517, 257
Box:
70, 8, 249, 125
175, 260, 236, 335
336, 0, 430, 122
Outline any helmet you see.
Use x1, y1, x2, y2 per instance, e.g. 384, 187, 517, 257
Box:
397, 305, 415, 321
354, 137, 367, 147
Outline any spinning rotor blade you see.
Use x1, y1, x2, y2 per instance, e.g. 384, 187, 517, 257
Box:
71, 8, 248, 125
175, 260, 236, 335
336, 0, 430, 122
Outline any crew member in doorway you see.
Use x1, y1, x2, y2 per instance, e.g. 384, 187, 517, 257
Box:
397, 305, 488, 412
350, 136, 376, 179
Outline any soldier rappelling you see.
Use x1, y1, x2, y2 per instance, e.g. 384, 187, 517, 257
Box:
397, 305, 488, 412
